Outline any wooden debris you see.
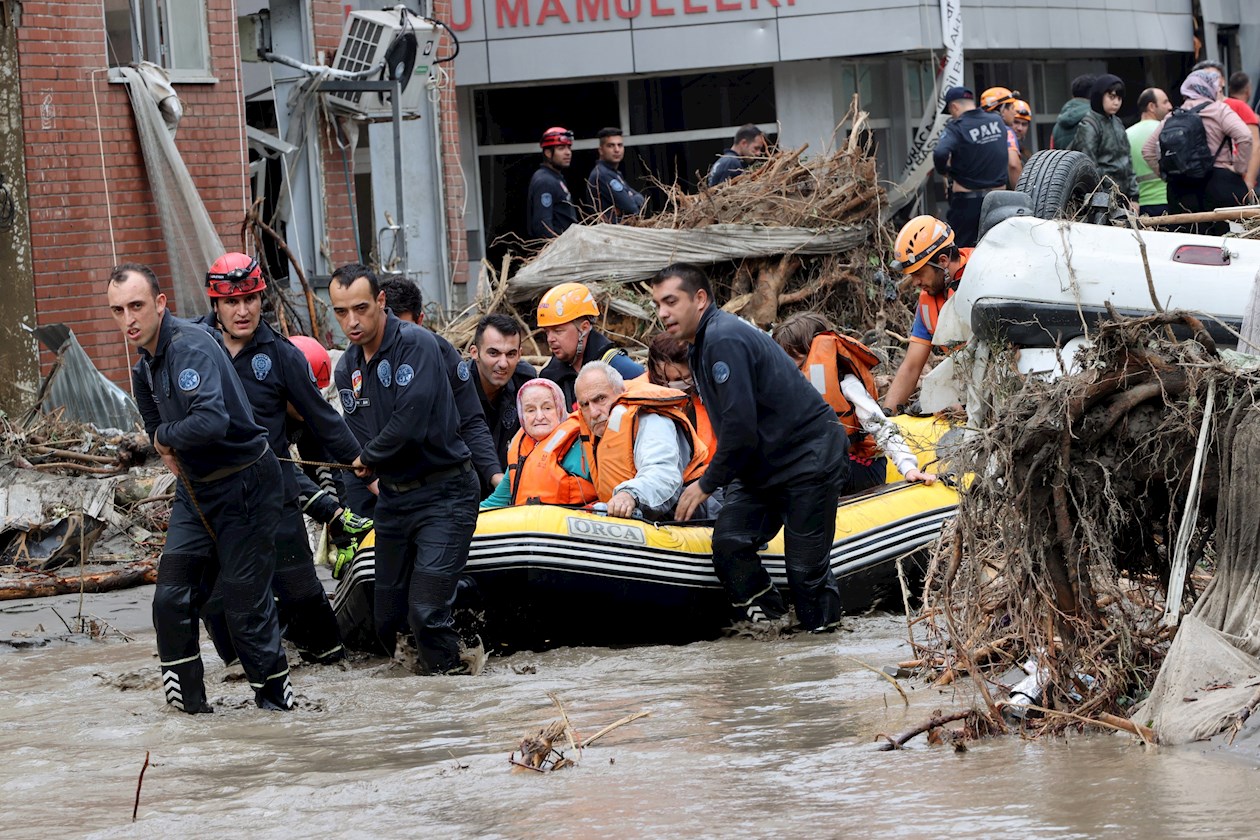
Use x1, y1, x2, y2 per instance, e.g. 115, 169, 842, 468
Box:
509, 694, 650, 773
0, 559, 157, 601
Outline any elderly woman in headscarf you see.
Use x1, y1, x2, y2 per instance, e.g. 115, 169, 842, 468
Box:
479, 378, 595, 510
1142, 68, 1252, 235
1068, 74, 1139, 201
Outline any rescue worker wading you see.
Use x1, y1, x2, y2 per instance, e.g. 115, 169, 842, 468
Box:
330, 264, 480, 675
380, 275, 503, 499
883, 216, 970, 414
537, 282, 645, 411
653, 263, 847, 631
526, 126, 579, 240
196, 253, 368, 666
108, 263, 292, 713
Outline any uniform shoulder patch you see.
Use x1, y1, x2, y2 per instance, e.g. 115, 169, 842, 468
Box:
339, 388, 356, 414
251, 353, 272, 381
378, 359, 393, 387
395, 363, 414, 387
540, 192, 553, 208
611, 179, 624, 192
178, 368, 201, 391
712, 361, 730, 384
457, 359, 472, 382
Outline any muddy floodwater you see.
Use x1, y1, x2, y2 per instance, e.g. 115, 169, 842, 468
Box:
2, 586, 1258, 839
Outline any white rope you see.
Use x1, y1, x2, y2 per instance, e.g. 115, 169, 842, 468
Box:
89, 68, 118, 264
229, 4, 249, 223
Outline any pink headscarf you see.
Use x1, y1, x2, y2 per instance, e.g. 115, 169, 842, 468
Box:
1181, 69, 1222, 103
515, 378, 566, 440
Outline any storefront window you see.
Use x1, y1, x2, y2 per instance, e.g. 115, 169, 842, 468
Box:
473, 82, 620, 146
105, 0, 213, 81
628, 69, 775, 136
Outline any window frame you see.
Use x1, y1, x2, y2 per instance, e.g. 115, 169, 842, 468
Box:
105, 0, 217, 85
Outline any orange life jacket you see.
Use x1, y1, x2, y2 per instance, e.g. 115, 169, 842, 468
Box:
802, 332, 881, 462
579, 381, 709, 502
631, 373, 717, 457
507, 418, 598, 506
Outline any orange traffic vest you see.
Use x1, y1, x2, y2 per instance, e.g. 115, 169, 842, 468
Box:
507, 418, 598, 506
579, 381, 709, 502
915, 247, 971, 342
802, 332, 881, 462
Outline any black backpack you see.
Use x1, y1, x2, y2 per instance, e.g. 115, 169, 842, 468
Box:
1158, 102, 1227, 181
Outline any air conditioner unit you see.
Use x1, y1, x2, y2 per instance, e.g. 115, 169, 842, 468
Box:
327, 7, 437, 118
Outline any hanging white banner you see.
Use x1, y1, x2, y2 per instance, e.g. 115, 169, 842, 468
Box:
883, 0, 964, 218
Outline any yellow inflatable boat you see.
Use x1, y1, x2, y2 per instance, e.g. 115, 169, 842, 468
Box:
334, 415, 960, 649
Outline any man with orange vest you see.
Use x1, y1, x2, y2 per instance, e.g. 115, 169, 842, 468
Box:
773, 312, 937, 494
646, 331, 717, 458
883, 216, 971, 415
574, 361, 709, 521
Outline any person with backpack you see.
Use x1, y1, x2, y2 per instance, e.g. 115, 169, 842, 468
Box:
1141, 69, 1252, 235
1069, 74, 1139, 203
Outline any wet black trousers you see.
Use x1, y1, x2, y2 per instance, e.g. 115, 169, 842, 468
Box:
204, 501, 345, 665
155, 452, 290, 712
373, 469, 479, 673
946, 191, 985, 249
710, 464, 846, 631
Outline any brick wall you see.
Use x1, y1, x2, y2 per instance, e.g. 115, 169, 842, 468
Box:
313, 2, 359, 270
17, 0, 248, 386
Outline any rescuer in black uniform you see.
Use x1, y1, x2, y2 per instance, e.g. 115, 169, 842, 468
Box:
195, 253, 371, 666
330, 263, 480, 674
526, 126, 579, 240
467, 313, 537, 471
650, 263, 847, 631
107, 263, 292, 712
379, 275, 503, 498
587, 127, 646, 223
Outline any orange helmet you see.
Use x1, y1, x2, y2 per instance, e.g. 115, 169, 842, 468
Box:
1012, 99, 1032, 123
980, 86, 1019, 112
537, 282, 599, 327
891, 216, 955, 275
540, 127, 574, 149
289, 335, 331, 389
206, 252, 266, 298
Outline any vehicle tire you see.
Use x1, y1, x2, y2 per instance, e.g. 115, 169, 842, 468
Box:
1015, 150, 1101, 220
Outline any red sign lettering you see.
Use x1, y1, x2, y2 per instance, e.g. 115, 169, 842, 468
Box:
683, 0, 708, 11
714, 0, 740, 8
496, 0, 530, 27
650, 0, 676, 15
538, 0, 572, 23
577, 0, 610, 21
615, 0, 641, 18
449, 0, 475, 31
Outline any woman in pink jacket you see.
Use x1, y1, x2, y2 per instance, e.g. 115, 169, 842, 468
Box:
1142, 69, 1252, 235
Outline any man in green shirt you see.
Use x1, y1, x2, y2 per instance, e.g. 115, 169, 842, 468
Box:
1127, 87, 1173, 216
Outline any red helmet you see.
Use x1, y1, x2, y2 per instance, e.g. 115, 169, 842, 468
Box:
206, 252, 266, 298
540, 127, 574, 149
289, 335, 331, 389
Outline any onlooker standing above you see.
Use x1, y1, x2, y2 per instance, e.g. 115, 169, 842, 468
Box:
1011, 99, 1033, 159
1069, 74, 1139, 202
1052, 74, 1096, 150
979, 86, 1024, 186
1225, 72, 1260, 191
526, 127, 578, 240
1142, 70, 1252, 235
1127, 87, 1173, 216
707, 124, 767, 187
587, 127, 646, 223
932, 86, 1009, 248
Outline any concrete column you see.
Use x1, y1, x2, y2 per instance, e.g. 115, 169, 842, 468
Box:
774, 60, 841, 157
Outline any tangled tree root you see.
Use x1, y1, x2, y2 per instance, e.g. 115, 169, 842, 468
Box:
913, 311, 1260, 738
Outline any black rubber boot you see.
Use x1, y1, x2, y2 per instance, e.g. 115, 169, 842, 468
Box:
160, 656, 214, 714
254, 671, 294, 711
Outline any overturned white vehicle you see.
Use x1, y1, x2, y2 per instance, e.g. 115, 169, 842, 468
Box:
919, 150, 1260, 412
